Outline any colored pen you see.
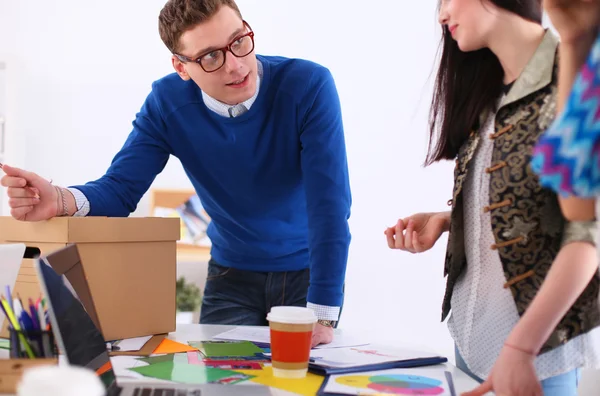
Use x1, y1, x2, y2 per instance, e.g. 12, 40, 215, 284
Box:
3, 297, 23, 330
19, 310, 34, 332
0, 298, 34, 358
28, 299, 40, 331
5, 286, 13, 312
20, 306, 42, 356
12, 298, 23, 324
17, 293, 25, 311
0, 298, 11, 324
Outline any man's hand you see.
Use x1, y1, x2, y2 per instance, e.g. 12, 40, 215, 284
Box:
311, 324, 334, 348
0, 164, 59, 221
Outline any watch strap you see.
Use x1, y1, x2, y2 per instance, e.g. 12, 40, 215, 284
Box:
317, 319, 336, 328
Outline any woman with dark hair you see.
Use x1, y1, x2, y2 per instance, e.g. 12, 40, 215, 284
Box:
384, 1, 600, 395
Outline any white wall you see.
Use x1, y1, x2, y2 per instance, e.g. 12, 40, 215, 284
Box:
3, 2, 598, 392
1, 0, 455, 359
1, 0, 454, 354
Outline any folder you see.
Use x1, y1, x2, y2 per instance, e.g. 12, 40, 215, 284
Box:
309, 355, 448, 375
306, 345, 448, 376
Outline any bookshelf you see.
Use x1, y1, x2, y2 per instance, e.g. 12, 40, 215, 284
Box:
149, 188, 211, 262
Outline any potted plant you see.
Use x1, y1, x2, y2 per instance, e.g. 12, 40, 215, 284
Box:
176, 277, 202, 324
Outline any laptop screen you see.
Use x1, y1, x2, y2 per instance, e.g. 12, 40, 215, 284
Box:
37, 256, 116, 389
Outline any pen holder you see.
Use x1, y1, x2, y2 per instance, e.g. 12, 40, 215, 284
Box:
9, 328, 58, 359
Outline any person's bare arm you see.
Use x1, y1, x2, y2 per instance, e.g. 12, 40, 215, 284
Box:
556, 33, 597, 112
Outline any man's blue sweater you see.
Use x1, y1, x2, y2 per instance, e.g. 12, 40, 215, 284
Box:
72, 55, 351, 307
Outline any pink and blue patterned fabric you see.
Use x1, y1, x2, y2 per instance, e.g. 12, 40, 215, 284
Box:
532, 32, 600, 198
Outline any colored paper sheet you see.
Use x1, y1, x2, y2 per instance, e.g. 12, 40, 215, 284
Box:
153, 338, 198, 354
187, 351, 201, 365
0, 339, 9, 350
189, 340, 264, 358
113, 335, 152, 352
96, 361, 112, 376
137, 353, 189, 365
186, 351, 264, 369
192, 354, 269, 361
321, 367, 456, 395
235, 366, 324, 396
201, 359, 263, 370
130, 361, 253, 385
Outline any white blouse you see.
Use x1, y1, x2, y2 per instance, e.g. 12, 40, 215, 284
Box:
447, 107, 600, 381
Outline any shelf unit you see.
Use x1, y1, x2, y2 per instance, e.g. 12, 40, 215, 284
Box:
149, 188, 211, 262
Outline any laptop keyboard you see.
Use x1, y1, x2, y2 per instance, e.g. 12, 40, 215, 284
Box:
132, 389, 202, 396
108, 387, 201, 396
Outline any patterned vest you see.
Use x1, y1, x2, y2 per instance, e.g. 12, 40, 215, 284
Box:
441, 30, 600, 354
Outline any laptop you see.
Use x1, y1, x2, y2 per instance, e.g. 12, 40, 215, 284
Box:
34, 244, 269, 396
0, 243, 26, 330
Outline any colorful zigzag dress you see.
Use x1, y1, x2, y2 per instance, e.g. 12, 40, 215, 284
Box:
532, 32, 600, 198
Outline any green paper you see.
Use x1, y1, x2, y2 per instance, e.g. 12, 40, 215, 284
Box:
130, 362, 252, 385
0, 339, 10, 350
189, 340, 264, 358
136, 353, 188, 365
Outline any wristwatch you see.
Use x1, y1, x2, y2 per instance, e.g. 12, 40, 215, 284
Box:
317, 319, 336, 328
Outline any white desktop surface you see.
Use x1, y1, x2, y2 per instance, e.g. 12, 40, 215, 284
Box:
1, 324, 483, 395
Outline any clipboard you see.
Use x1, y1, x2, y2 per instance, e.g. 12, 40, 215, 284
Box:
109, 333, 167, 356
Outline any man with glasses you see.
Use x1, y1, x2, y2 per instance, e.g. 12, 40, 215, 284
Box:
0, 0, 351, 347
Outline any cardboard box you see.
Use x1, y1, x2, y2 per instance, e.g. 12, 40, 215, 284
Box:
0, 217, 180, 341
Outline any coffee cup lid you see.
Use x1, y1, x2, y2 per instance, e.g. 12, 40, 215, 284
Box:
266, 306, 317, 325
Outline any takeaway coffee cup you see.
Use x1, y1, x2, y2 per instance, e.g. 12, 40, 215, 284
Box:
267, 306, 317, 378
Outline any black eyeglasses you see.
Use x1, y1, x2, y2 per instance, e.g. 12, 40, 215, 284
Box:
175, 21, 255, 73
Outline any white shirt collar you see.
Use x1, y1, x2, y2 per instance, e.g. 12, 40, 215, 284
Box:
202, 60, 263, 117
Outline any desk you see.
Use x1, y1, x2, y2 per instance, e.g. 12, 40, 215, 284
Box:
2, 324, 482, 395
116, 324, 481, 395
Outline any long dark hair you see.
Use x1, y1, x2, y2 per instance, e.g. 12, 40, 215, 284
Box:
425, 0, 543, 165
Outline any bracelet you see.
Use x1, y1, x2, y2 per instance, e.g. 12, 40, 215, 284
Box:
54, 186, 69, 217
504, 342, 536, 356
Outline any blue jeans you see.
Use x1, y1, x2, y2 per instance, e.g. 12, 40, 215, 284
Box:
455, 346, 581, 395
199, 259, 311, 325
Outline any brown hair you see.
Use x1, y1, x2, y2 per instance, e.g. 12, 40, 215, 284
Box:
158, 0, 243, 54
425, 0, 542, 165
